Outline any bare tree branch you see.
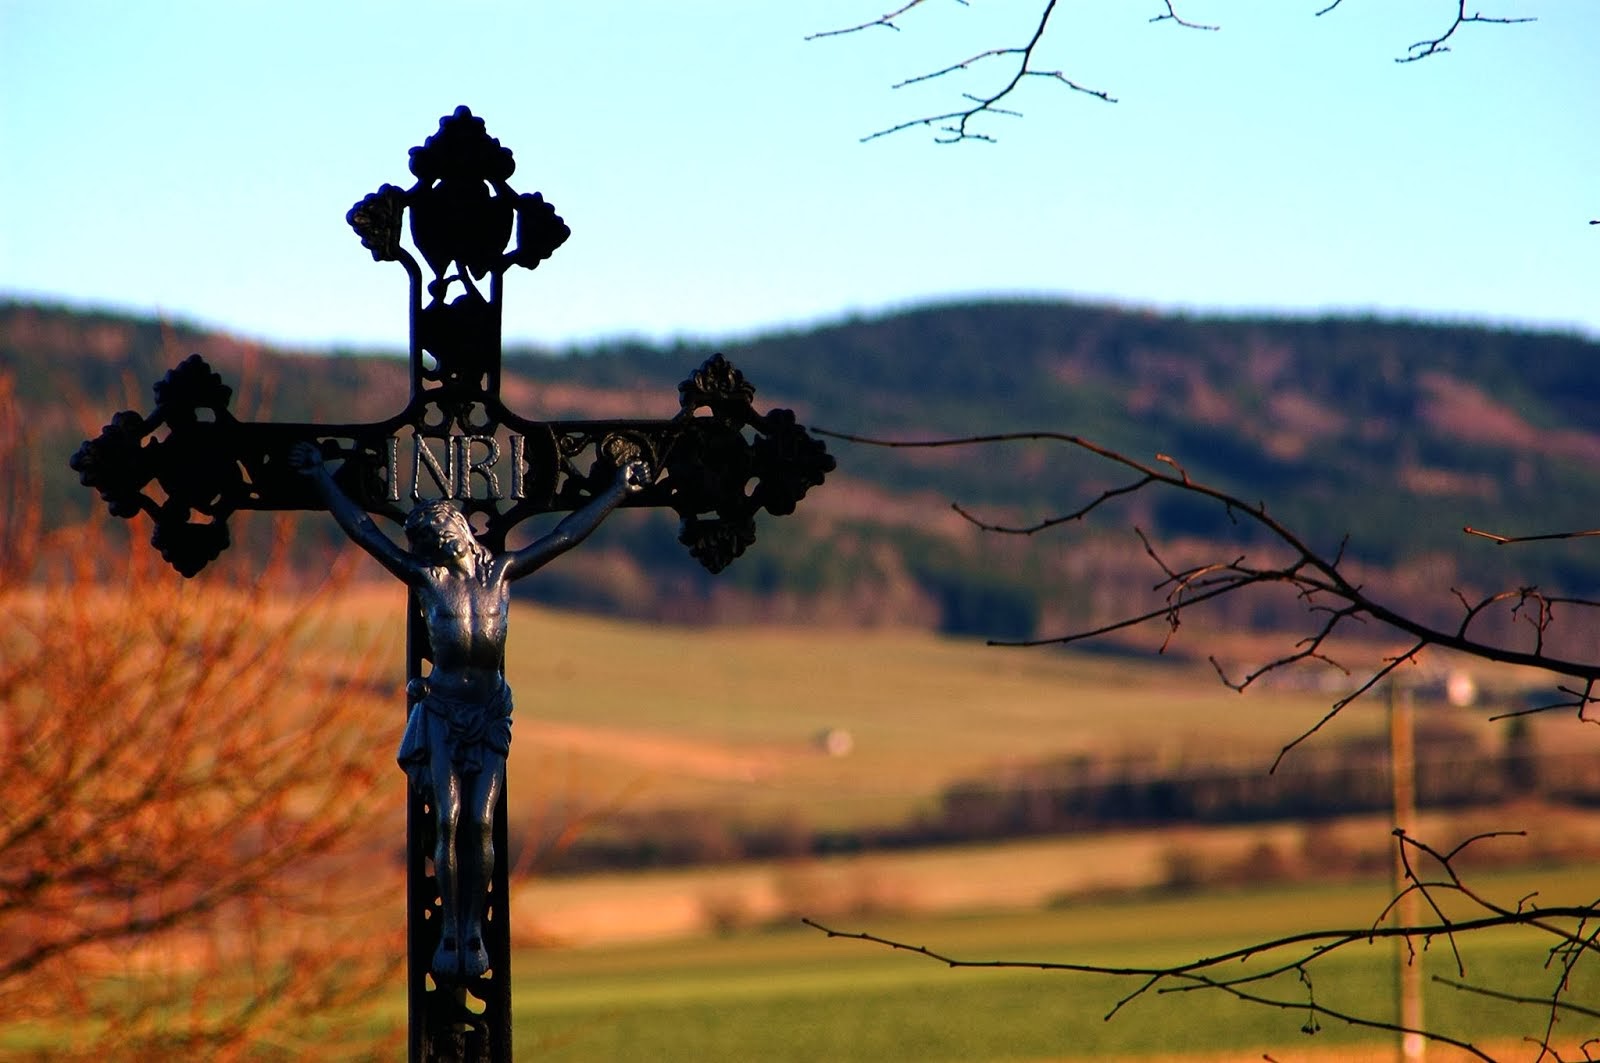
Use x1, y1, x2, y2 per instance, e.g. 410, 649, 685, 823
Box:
808, 425, 1600, 1051
814, 2, 1536, 141
807, 829, 1600, 1058
861, 0, 1120, 144
811, 0, 1118, 144
804, 0, 934, 41
1436, 976, 1600, 1022
1467, 525, 1600, 546
816, 428, 1600, 742
0, 373, 403, 1057
1398, 0, 1536, 63
1149, 1, 1218, 32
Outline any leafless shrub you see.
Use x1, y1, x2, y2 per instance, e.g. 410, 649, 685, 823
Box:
0, 375, 404, 1060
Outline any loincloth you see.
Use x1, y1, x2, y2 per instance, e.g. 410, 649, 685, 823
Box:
397, 677, 513, 790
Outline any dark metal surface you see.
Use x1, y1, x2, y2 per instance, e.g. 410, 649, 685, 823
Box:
69, 106, 833, 1061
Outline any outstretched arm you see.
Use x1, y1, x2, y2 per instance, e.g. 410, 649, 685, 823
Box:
289, 442, 416, 582
504, 460, 650, 580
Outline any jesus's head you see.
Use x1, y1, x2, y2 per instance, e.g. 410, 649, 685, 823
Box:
405, 500, 487, 568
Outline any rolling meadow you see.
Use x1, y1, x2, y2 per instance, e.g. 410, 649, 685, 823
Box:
11, 564, 1598, 1060
8, 301, 1600, 1058
361, 594, 1600, 1059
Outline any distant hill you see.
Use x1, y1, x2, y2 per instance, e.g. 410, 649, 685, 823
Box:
8, 296, 1600, 644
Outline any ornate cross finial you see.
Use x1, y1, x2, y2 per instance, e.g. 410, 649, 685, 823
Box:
349, 106, 572, 406
72, 107, 833, 577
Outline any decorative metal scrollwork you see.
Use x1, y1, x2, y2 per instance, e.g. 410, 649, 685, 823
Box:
74, 109, 833, 581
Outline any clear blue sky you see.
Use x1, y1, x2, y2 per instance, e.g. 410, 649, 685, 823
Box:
3, 1, 1594, 351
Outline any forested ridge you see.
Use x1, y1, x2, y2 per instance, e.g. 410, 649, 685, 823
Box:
8, 296, 1599, 641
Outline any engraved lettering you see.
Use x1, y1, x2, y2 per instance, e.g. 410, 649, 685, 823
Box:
387, 437, 401, 502
383, 432, 532, 502
413, 436, 456, 499
456, 435, 502, 500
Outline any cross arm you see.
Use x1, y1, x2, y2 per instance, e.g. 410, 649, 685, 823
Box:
70, 352, 835, 579
69, 355, 403, 577
291, 442, 417, 582
502, 460, 647, 581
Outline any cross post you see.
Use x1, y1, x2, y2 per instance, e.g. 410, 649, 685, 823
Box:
71, 106, 834, 1061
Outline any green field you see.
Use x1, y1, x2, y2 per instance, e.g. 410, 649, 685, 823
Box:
307, 592, 1590, 840
276, 592, 1600, 1060
492, 600, 1472, 832
508, 865, 1600, 1061
14, 864, 1592, 1061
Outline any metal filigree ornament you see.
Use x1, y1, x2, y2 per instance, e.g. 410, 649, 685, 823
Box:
75, 106, 833, 575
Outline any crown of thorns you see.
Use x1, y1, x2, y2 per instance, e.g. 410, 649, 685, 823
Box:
404, 499, 470, 536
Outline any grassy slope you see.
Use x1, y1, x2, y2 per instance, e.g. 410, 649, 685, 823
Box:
440, 596, 1591, 1057
498, 603, 1393, 829
21, 584, 1595, 1059
309, 588, 1590, 841
509, 865, 1600, 1062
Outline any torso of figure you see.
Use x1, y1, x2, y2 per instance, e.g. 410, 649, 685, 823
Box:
415, 559, 510, 702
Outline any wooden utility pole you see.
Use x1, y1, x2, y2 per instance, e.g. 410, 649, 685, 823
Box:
1389, 680, 1425, 1063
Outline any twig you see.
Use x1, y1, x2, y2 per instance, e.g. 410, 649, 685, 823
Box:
1436, 976, 1600, 1021
1466, 525, 1600, 545
1149, 1, 1218, 32
816, 427, 1600, 735
806, 827, 1600, 1052
1398, 0, 1535, 63
810, 0, 1119, 143
805, 0, 932, 40
813, 0, 1530, 143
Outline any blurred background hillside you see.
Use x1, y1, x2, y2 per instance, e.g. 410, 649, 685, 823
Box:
13, 292, 1600, 884
14, 295, 1600, 648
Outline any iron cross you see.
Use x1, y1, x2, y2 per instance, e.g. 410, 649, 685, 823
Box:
70, 106, 834, 1062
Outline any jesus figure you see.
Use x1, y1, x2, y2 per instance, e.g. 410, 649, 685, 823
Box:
290, 441, 649, 980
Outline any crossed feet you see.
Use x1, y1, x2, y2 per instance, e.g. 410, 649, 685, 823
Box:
432, 934, 490, 982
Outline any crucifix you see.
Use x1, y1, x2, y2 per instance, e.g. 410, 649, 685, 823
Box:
70, 106, 834, 1061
